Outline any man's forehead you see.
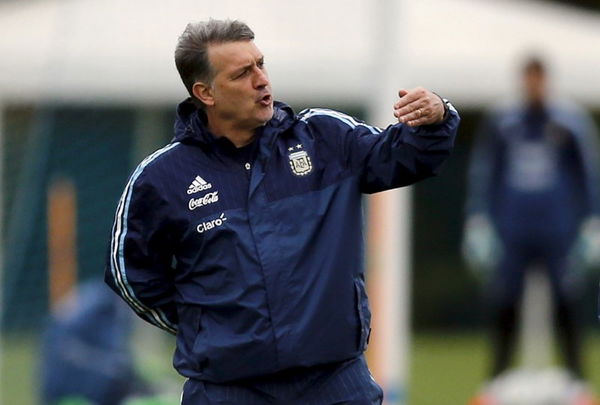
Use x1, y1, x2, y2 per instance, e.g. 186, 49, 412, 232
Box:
208, 41, 263, 70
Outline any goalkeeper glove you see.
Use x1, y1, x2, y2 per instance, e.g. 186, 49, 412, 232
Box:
462, 214, 502, 280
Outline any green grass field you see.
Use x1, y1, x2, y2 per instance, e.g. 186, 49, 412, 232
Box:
2, 332, 599, 405
2, 334, 40, 405
410, 332, 600, 405
410, 333, 488, 405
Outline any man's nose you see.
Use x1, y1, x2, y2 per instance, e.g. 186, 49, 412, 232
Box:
253, 67, 269, 88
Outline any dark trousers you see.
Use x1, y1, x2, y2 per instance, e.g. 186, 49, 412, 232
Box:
488, 232, 583, 378
181, 356, 383, 405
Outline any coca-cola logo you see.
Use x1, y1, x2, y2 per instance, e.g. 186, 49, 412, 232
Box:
189, 191, 219, 210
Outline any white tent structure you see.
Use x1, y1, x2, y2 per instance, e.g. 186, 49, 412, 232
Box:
0, 0, 599, 107
1, 1, 600, 404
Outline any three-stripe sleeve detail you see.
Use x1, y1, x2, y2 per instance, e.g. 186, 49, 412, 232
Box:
109, 142, 180, 334
299, 108, 383, 135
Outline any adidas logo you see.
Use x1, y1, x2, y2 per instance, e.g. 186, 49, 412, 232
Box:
187, 175, 212, 194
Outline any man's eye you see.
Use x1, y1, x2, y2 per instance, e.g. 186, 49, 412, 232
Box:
235, 70, 249, 79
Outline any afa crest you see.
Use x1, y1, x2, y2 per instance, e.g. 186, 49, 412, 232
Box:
288, 149, 313, 176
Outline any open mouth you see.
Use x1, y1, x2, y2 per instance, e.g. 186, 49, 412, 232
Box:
258, 94, 272, 106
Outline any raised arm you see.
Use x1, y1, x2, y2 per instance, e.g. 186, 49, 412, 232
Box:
299, 87, 459, 194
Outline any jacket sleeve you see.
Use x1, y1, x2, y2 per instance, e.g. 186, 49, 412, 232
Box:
105, 168, 178, 335
299, 102, 459, 194
571, 110, 600, 217
464, 111, 502, 217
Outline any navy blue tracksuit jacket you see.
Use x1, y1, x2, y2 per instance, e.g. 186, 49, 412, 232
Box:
106, 98, 459, 383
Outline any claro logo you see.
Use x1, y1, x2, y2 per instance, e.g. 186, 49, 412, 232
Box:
196, 213, 227, 234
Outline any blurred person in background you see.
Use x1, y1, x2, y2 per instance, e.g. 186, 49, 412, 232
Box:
40, 279, 155, 405
463, 55, 600, 388
105, 18, 459, 405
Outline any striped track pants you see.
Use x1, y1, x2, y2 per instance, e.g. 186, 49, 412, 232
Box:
181, 355, 383, 405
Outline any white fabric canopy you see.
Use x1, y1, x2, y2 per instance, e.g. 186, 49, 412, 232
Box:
0, 0, 599, 107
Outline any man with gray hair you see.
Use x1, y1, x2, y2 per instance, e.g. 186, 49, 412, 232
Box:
106, 19, 460, 404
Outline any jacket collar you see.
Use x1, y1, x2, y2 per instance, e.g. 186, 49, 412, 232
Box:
172, 98, 295, 148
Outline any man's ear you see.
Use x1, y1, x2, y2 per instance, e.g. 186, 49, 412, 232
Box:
192, 82, 214, 107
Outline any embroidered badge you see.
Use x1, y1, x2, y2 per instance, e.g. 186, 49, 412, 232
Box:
288, 145, 312, 176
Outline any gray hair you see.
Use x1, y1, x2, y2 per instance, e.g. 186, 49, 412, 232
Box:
174, 19, 255, 107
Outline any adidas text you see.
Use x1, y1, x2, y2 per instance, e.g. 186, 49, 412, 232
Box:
187, 183, 212, 194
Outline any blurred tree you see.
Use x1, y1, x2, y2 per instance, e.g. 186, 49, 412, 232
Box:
545, 0, 600, 12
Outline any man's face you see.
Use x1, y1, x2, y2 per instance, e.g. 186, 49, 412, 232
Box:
206, 40, 274, 131
523, 68, 546, 106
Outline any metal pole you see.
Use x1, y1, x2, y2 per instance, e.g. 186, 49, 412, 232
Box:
0, 101, 5, 384
366, 1, 410, 404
